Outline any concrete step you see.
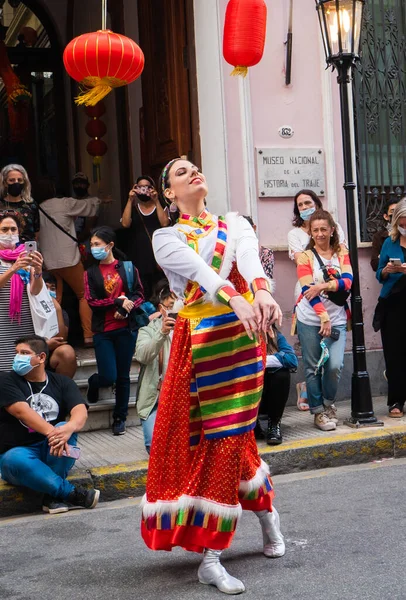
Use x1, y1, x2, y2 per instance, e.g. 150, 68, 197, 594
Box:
73, 348, 141, 432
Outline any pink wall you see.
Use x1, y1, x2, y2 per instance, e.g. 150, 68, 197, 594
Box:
220, 0, 382, 352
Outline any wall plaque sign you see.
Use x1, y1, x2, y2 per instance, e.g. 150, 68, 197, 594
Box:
256, 148, 325, 197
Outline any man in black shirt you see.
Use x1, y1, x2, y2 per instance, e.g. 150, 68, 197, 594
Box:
0, 335, 99, 514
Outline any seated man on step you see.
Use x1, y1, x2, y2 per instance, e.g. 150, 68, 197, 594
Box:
0, 335, 99, 514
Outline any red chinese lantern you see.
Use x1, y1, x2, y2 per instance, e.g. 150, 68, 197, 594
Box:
63, 30, 144, 106
85, 119, 107, 138
223, 0, 267, 76
87, 139, 108, 157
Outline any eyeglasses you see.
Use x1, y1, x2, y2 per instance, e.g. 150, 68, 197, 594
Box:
160, 303, 174, 310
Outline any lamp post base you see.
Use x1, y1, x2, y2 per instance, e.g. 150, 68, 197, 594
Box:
343, 416, 384, 429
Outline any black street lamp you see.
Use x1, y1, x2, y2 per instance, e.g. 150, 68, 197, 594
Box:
315, 0, 382, 427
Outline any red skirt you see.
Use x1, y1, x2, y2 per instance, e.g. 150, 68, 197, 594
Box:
141, 313, 274, 553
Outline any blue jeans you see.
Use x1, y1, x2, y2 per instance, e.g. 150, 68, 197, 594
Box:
0, 422, 77, 500
297, 320, 347, 414
141, 405, 157, 454
89, 328, 137, 421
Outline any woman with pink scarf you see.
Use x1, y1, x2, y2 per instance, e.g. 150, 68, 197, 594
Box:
0, 211, 44, 371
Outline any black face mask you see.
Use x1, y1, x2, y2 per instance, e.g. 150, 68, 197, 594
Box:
73, 186, 88, 198
7, 182, 24, 197
136, 193, 151, 203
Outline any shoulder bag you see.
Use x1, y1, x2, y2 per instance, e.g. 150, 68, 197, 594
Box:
311, 248, 350, 307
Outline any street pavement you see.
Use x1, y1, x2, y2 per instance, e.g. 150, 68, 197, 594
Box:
1, 458, 406, 600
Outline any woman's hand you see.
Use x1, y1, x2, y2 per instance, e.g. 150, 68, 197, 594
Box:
11, 251, 31, 273
128, 186, 137, 203
319, 320, 331, 338
252, 290, 283, 335
29, 250, 43, 275
114, 311, 127, 320
229, 295, 259, 341
304, 283, 326, 302
122, 298, 134, 313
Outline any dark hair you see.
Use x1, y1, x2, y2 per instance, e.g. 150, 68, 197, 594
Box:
34, 178, 56, 204
384, 198, 399, 215
91, 226, 127, 261
42, 271, 57, 286
150, 278, 174, 307
0, 210, 25, 232
307, 209, 340, 255
136, 175, 156, 188
15, 335, 49, 360
158, 158, 182, 225
242, 215, 255, 228
292, 189, 323, 228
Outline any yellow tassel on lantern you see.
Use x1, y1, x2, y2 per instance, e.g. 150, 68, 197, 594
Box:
75, 76, 128, 107
230, 66, 249, 77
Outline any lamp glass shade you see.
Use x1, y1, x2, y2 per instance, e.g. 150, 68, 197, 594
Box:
316, 0, 364, 60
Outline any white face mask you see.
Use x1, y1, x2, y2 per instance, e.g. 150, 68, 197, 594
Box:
398, 225, 406, 237
0, 233, 19, 248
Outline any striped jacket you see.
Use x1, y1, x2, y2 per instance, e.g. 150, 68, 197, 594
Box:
292, 248, 353, 333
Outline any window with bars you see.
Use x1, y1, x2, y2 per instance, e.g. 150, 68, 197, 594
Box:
353, 0, 406, 241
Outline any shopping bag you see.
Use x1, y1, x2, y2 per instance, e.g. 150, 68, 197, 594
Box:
27, 281, 59, 339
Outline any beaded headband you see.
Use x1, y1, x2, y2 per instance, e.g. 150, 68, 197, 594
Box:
160, 158, 181, 204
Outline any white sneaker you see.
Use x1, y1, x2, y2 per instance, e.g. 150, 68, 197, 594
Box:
257, 507, 286, 558
198, 549, 245, 595
314, 412, 336, 431
324, 404, 338, 424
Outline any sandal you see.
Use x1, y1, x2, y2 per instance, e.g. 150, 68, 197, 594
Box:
296, 382, 309, 411
388, 404, 404, 418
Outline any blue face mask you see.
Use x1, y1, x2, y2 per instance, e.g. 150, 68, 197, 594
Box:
12, 354, 35, 376
299, 207, 316, 221
49, 290, 57, 299
91, 246, 109, 261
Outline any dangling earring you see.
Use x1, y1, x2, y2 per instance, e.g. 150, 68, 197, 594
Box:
169, 201, 177, 213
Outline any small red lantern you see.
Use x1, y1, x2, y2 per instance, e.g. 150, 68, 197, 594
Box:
223, 0, 267, 76
86, 139, 108, 157
85, 119, 107, 138
63, 30, 144, 106
85, 102, 107, 182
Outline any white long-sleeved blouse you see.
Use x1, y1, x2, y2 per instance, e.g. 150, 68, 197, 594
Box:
152, 210, 269, 302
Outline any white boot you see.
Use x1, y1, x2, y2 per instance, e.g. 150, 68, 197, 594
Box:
255, 507, 286, 558
198, 549, 245, 595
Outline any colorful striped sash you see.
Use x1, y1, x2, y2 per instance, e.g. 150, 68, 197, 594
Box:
190, 311, 264, 439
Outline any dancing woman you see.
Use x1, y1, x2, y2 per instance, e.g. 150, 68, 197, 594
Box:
141, 158, 285, 595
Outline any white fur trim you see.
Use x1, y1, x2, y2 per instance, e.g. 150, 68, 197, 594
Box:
141, 494, 242, 521
238, 459, 270, 494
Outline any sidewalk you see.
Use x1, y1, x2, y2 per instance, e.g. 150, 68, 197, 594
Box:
2, 396, 406, 517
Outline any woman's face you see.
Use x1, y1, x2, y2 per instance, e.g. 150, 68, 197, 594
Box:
0, 217, 19, 249
165, 160, 208, 205
311, 219, 333, 245
398, 216, 406, 231
296, 194, 316, 212
6, 170, 24, 186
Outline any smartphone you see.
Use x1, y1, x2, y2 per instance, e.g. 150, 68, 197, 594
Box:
330, 327, 341, 341
167, 312, 178, 320
389, 258, 402, 266
62, 445, 81, 459
24, 240, 37, 254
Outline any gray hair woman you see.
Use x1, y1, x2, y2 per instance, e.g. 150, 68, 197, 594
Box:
376, 197, 406, 417
0, 164, 39, 242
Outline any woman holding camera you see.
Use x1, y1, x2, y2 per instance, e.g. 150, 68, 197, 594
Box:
293, 210, 352, 431
376, 198, 406, 417
84, 226, 144, 436
121, 176, 170, 299
0, 211, 44, 371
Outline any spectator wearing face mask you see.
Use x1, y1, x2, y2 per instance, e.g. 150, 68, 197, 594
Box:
37, 176, 109, 346
287, 190, 347, 412
0, 164, 39, 242
370, 199, 399, 272
121, 176, 170, 299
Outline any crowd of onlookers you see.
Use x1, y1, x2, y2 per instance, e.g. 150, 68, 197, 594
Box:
0, 161, 404, 514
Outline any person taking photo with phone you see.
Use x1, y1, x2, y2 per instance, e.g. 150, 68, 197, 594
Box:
293, 210, 353, 431
135, 280, 177, 454
375, 198, 406, 418
121, 176, 170, 299
0, 211, 45, 372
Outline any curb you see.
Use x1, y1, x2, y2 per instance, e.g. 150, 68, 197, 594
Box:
2, 427, 406, 518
